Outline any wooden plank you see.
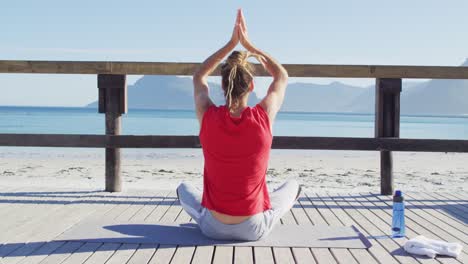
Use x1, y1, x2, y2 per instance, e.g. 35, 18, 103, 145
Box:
136, 191, 177, 264
81, 243, 121, 264
280, 209, 297, 225
291, 248, 316, 264
170, 205, 196, 264
145, 192, 178, 222
175, 207, 191, 223
153, 191, 180, 223
0, 202, 57, 231
2, 134, 468, 153
96, 190, 149, 221
0, 189, 99, 257
191, 246, 214, 264
36, 242, 84, 264
116, 191, 163, 221
131, 191, 172, 221
441, 191, 468, 201
405, 192, 467, 235
348, 193, 447, 264
291, 194, 330, 263
212, 246, 233, 264
104, 243, 139, 264
290, 198, 311, 225
127, 243, 158, 264
379, 150, 394, 195
2, 241, 64, 264
376, 193, 468, 249
348, 249, 379, 264
306, 193, 369, 264
233, 247, 253, 264
306, 193, 377, 264
169, 197, 196, 263
97, 74, 127, 114
375, 79, 402, 138
320, 193, 402, 264
297, 193, 327, 225
148, 244, 176, 264
169, 246, 195, 264
185, 208, 216, 264
311, 248, 338, 264
437, 192, 468, 211
146, 193, 194, 264
371, 193, 468, 262
272, 248, 295, 264
0, 186, 34, 217
375, 78, 401, 195
286, 195, 316, 264
354, 193, 444, 264
342, 194, 429, 264
427, 192, 468, 220
0, 188, 135, 263
305, 193, 339, 226
1, 207, 119, 263
103, 78, 123, 192
253, 247, 274, 264
159, 192, 183, 223
275, 197, 304, 264
60, 243, 102, 264
0, 187, 74, 232
360, 193, 464, 264
1, 60, 468, 79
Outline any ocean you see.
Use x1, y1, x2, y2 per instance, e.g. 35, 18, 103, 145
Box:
1, 106, 467, 140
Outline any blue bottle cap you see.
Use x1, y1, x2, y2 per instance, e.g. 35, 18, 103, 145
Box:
395, 190, 402, 197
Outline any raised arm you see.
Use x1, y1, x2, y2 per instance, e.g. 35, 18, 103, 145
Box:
193, 11, 241, 125
238, 10, 288, 125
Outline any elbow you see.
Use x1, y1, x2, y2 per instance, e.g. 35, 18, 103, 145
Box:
193, 72, 205, 85
193, 68, 207, 85
282, 68, 289, 80
275, 68, 288, 83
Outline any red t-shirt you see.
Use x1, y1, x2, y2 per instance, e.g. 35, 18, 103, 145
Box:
199, 104, 273, 216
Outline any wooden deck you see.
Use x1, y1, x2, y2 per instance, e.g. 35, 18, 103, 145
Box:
0, 187, 466, 264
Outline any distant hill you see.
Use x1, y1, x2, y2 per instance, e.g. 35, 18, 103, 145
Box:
279, 82, 365, 112
87, 59, 468, 115
87, 75, 260, 110
348, 59, 468, 115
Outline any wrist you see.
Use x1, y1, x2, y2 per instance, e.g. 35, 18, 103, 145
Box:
243, 42, 258, 53
227, 40, 238, 49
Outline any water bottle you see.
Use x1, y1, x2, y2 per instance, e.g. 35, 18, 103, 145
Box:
392, 190, 405, 237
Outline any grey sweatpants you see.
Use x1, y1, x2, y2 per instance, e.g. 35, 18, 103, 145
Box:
176, 179, 301, 241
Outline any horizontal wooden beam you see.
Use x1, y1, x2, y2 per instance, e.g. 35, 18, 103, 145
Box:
0, 60, 467, 79
1, 134, 467, 152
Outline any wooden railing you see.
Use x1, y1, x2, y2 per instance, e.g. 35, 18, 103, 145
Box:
1, 60, 468, 194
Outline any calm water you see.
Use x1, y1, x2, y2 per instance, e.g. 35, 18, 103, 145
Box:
1, 106, 467, 139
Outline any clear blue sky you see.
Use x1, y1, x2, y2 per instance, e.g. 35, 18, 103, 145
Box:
1, 0, 467, 106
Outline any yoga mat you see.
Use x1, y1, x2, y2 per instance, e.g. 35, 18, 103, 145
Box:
55, 219, 371, 248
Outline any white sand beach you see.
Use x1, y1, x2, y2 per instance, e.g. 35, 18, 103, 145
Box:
0, 148, 466, 193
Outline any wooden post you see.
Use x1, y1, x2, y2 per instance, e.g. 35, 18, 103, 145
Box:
98, 74, 127, 192
375, 78, 401, 195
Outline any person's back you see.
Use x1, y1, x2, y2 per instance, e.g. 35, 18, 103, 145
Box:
200, 104, 272, 216
176, 9, 301, 241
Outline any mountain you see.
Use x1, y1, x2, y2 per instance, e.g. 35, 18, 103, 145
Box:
280, 82, 365, 112
348, 59, 468, 115
345, 81, 428, 114
87, 75, 260, 110
400, 78, 468, 115
87, 59, 468, 115
86, 76, 366, 112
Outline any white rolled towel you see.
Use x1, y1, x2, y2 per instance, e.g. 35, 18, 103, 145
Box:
403, 235, 462, 258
